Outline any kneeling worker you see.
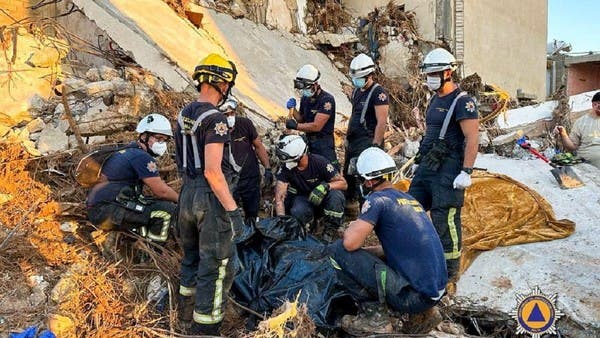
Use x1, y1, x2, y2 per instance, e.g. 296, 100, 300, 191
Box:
331, 147, 447, 335
274, 135, 346, 242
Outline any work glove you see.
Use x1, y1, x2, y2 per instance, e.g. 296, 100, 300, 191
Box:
453, 171, 472, 190
286, 98, 297, 109
309, 182, 330, 206
263, 168, 274, 187
285, 119, 298, 130
227, 208, 245, 242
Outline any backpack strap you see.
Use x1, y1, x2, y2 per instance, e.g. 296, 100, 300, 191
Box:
177, 108, 221, 169
439, 91, 467, 140
360, 83, 380, 129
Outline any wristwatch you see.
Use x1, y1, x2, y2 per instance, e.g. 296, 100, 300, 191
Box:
462, 167, 474, 175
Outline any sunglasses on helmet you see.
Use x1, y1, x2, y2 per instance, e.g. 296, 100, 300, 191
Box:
294, 78, 315, 90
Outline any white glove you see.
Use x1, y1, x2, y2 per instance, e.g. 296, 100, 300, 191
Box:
453, 171, 472, 189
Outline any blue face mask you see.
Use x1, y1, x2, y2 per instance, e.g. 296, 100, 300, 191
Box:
301, 89, 313, 97
352, 77, 366, 89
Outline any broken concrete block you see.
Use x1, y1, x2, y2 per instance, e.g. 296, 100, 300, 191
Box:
112, 78, 135, 97
379, 40, 411, 81
86, 81, 115, 97
100, 65, 121, 81
310, 32, 359, 48
28, 94, 47, 114
25, 118, 46, 134
85, 68, 102, 82
479, 130, 491, 147
37, 125, 69, 154
492, 131, 523, 146
63, 78, 87, 94
402, 139, 420, 158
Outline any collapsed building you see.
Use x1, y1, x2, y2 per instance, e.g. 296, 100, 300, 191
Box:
0, 0, 599, 337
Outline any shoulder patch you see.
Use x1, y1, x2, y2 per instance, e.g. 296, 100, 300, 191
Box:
146, 161, 158, 173
323, 101, 333, 111
214, 121, 228, 136
465, 100, 476, 113
326, 163, 335, 173
361, 200, 371, 214
378, 92, 387, 102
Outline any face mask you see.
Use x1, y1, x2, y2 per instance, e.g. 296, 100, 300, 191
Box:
150, 141, 167, 157
285, 161, 298, 170
426, 75, 442, 91
301, 88, 313, 97
352, 77, 366, 89
227, 116, 235, 128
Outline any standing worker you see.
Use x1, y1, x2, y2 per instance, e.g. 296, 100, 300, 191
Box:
408, 48, 479, 281
332, 147, 446, 335
285, 64, 339, 168
344, 53, 389, 207
220, 96, 274, 226
174, 53, 244, 336
86, 113, 178, 243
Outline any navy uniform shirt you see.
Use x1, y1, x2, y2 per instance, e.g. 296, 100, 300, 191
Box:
276, 154, 337, 195
86, 142, 158, 206
419, 88, 478, 158
347, 83, 389, 140
175, 101, 234, 179
299, 89, 336, 138
230, 116, 260, 179
359, 188, 448, 298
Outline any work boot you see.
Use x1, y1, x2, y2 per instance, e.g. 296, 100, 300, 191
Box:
341, 303, 393, 336
402, 306, 442, 334
177, 294, 195, 329
189, 322, 221, 336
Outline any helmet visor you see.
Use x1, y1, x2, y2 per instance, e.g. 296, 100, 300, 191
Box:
294, 78, 314, 89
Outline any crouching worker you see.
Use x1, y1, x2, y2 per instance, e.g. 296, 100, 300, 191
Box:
274, 135, 346, 242
86, 113, 179, 243
330, 147, 447, 335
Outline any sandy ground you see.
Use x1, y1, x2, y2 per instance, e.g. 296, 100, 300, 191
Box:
457, 153, 600, 328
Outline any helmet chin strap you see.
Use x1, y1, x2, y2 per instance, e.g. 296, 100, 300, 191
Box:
209, 83, 230, 106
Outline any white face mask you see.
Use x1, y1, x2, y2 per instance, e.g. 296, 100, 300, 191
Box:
426, 75, 442, 91
285, 161, 298, 170
227, 116, 235, 128
150, 141, 168, 157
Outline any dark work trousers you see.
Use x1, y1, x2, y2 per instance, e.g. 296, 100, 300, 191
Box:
343, 136, 373, 202
87, 198, 176, 242
232, 175, 260, 222
308, 135, 339, 170
285, 190, 345, 231
408, 156, 464, 280
330, 240, 438, 314
177, 176, 235, 328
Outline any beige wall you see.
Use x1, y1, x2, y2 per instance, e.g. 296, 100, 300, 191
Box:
343, 0, 436, 41
462, 0, 547, 100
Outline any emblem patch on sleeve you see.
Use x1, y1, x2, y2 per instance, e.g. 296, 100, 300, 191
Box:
147, 161, 158, 173
214, 122, 228, 136
323, 102, 333, 111
378, 92, 387, 102
361, 200, 371, 214
326, 163, 335, 173
465, 101, 476, 113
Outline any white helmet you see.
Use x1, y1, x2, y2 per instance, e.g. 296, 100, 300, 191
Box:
276, 135, 307, 162
136, 113, 173, 137
357, 147, 397, 180
294, 64, 320, 89
420, 48, 457, 74
349, 53, 375, 78
219, 95, 238, 112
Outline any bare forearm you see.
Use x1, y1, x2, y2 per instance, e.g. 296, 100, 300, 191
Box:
297, 122, 322, 133
275, 183, 287, 215
463, 136, 478, 168
561, 134, 578, 151
329, 180, 347, 191
205, 170, 237, 211
291, 108, 303, 122
373, 122, 386, 145
254, 143, 270, 168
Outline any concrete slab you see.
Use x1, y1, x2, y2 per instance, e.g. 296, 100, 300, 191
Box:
457, 154, 600, 329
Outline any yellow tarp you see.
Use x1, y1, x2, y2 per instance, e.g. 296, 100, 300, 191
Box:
460, 171, 576, 273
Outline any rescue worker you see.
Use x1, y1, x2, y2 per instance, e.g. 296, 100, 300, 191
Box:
285, 64, 339, 167
220, 96, 273, 226
344, 53, 389, 207
408, 48, 479, 281
174, 53, 244, 336
274, 135, 347, 242
86, 113, 178, 243
331, 147, 447, 335
554, 91, 600, 169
